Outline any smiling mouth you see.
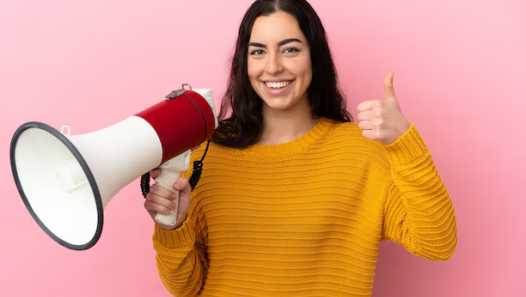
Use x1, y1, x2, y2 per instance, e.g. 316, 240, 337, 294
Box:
264, 80, 294, 89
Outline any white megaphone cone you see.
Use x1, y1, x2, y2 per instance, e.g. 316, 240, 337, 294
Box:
10, 84, 217, 250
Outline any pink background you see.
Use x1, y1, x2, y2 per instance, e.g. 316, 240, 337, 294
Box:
1, 0, 525, 296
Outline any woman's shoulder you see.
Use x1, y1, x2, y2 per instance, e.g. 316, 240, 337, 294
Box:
322, 118, 376, 144
186, 139, 243, 167
323, 117, 360, 134
318, 117, 389, 158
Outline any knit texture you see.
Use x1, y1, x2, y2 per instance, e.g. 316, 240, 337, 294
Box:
152, 117, 458, 297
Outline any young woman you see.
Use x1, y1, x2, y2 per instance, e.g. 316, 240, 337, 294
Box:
144, 0, 458, 296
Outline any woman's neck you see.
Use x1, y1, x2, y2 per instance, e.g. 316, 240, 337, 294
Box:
258, 100, 319, 145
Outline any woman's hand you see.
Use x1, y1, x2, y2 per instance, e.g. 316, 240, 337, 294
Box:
144, 169, 192, 230
357, 73, 411, 145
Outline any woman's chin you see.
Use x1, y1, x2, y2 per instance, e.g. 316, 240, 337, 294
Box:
262, 100, 295, 112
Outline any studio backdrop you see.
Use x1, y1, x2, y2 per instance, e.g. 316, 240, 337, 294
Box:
0, 0, 524, 296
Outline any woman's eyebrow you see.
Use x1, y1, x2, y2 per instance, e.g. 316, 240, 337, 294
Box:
248, 38, 302, 48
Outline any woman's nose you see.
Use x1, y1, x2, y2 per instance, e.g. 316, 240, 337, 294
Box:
265, 53, 283, 74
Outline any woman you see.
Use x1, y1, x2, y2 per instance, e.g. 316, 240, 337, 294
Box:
144, 0, 458, 296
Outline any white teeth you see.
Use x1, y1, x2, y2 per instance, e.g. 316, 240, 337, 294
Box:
265, 81, 291, 89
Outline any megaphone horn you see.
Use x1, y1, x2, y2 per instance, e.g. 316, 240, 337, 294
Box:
10, 84, 217, 250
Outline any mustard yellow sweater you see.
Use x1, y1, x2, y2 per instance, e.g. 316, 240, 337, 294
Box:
152, 117, 458, 297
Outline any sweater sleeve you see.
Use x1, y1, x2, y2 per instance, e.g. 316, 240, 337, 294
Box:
152, 202, 208, 297
380, 123, 458, 261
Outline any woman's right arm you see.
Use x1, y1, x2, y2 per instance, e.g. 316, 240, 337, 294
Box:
152, 212, 208, 297
145, 171, 208, 297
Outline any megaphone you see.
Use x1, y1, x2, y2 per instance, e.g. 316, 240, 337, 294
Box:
9, 84, 217, 251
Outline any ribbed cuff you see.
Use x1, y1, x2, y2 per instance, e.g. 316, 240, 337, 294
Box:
384, 123, 428, 166
152, 219, 195, 249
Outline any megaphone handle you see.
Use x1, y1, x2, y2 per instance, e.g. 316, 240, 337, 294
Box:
152, 151, 191, 226
153, 168, 182, 226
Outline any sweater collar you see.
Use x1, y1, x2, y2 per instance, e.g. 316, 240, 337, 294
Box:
240, 117, 334, 159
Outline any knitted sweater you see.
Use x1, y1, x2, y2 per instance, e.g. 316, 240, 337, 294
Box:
152, 117, 458, 297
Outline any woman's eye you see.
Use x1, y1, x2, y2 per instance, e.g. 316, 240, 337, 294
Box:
284, 48, 299, 53
250, 50, 264, 55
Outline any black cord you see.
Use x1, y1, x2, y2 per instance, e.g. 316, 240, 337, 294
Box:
141, 140, 211, 198
140, 171, 151, 198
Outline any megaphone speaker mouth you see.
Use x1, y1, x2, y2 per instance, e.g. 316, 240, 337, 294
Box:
10, 122, 103, 251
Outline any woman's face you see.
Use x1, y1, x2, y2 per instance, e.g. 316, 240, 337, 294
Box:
247, 11, 312, 113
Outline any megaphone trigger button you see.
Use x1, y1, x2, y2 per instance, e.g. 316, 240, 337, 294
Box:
165, 84, 193, 99
165, 89, 186, 100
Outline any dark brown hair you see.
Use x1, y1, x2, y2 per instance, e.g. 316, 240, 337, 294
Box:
212, 0, 352, 148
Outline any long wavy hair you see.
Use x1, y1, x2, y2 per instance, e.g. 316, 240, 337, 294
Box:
212, 0, 352, 148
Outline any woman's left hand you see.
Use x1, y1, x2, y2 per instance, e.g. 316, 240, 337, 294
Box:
357, 73, 411, 145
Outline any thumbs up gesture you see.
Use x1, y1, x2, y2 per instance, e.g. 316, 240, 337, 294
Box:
357, 73, 411, 145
